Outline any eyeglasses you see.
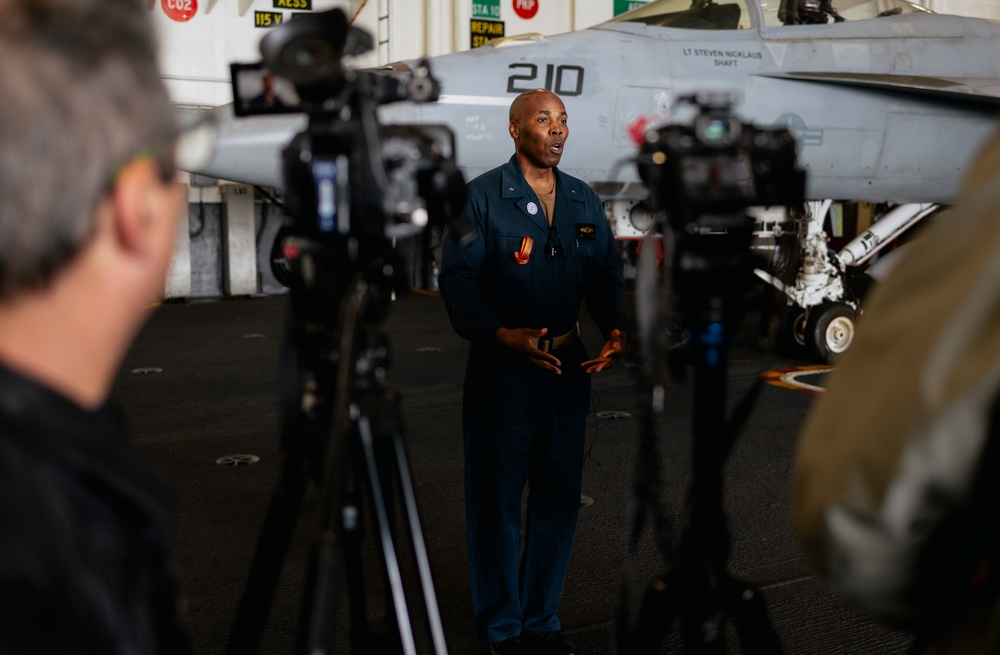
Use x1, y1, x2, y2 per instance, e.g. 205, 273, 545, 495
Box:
106, 111, 217, 188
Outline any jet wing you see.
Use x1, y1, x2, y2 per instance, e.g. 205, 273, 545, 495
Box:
757, 71, 1000, 106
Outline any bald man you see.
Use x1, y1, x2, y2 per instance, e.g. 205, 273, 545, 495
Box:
439, 89, 629, 655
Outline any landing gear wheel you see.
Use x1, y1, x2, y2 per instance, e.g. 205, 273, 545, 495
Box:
777, 307, 809, 358
806, 302, 856, 362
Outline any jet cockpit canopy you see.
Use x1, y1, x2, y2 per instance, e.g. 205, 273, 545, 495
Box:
609, 0, 932, 30
610, 0, 752, 29
770, 0, 931, 25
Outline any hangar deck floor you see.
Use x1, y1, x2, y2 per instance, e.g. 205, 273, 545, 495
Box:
111, 291, 912, 654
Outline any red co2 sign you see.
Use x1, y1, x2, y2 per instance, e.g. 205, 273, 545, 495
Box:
162, 0, 197, 22
512, 0, 538, 20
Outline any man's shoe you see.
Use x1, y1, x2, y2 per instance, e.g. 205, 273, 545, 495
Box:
523, 631, 578, 655
485, 636, 523, 655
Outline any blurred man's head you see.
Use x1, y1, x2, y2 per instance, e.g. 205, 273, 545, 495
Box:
0, 0, 177, 300
0, 0, 181, 408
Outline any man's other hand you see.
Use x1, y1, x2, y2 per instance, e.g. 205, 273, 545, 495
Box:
582, 329, 628, 374
495, 327, 562, 374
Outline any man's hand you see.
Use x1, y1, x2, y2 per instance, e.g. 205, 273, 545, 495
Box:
582, 329, 628, 374
494, 327, 562, 374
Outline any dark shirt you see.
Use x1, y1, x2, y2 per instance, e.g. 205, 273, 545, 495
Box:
0, 362, 189, 654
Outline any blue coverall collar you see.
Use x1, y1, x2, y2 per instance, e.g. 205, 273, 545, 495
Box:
500, 155, 584, 235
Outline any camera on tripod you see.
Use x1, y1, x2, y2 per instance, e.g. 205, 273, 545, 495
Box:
620, 94, 807, 655
230, 9, 464, 246
637, 93, 805, 231
225, 11, 461, 655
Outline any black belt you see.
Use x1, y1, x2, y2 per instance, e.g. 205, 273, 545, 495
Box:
531, 322, 580, 353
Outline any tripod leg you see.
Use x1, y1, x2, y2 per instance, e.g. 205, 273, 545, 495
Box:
297, 526, 345, 655
679, 588, 727, 655
358, 414, 419, 655
390, 431, 449, 655
670, 557, 729, 655
342, 452, 370, 653
226, 449, 310, 655
628, 572, 681, 654
298, 438, 369, 655
725, 579, 784, 654
229, 305, 330, 655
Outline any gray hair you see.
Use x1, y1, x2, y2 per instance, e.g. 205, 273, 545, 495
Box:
0, 0, 176, 299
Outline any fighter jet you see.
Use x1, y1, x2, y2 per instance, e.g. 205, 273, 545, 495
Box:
193, 0, 1000, 359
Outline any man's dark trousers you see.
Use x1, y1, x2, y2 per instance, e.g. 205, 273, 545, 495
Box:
463, 338, 590, 645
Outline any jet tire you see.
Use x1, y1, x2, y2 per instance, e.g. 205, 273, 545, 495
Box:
270, 225, 294, 288
777, 306, 809, 358
806, 302, 856, 362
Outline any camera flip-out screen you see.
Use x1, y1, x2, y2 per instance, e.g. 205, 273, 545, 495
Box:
231, 63, 302, 116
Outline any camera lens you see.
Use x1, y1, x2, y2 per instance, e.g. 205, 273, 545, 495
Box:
260, 9, 348, 84
292, 41, 329, 67
702, 118, 729, 142
277, 38, 340, 79
695, 112, 740, 148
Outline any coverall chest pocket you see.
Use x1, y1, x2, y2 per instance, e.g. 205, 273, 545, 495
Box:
571, 236, 596, 261
492, 235, 534, 296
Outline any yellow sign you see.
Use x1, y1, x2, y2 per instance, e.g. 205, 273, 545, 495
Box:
471, 19, 505, 48
255, 10, 283, 27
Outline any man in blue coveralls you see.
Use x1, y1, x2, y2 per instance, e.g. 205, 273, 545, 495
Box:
439, 89, 629, 655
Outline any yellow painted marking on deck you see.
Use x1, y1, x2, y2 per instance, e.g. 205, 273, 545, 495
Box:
761, 365, 832, 395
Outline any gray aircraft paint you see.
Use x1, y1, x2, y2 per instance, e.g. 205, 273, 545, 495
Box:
194, 0, 1000, 207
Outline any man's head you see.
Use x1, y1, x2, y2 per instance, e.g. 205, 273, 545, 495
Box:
509, 89, 568, 171
0, 0, 177, 300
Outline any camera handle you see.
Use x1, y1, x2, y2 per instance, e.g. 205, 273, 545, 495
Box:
621, 221, 784, 654
226, 253, 448, 655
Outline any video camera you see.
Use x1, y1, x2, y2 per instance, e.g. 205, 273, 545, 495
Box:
230, 8, 465, 245
637, 93, 805, 232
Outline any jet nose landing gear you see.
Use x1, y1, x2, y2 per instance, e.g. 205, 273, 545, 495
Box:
763, 200, 939, 363
780, 301, 857, 363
